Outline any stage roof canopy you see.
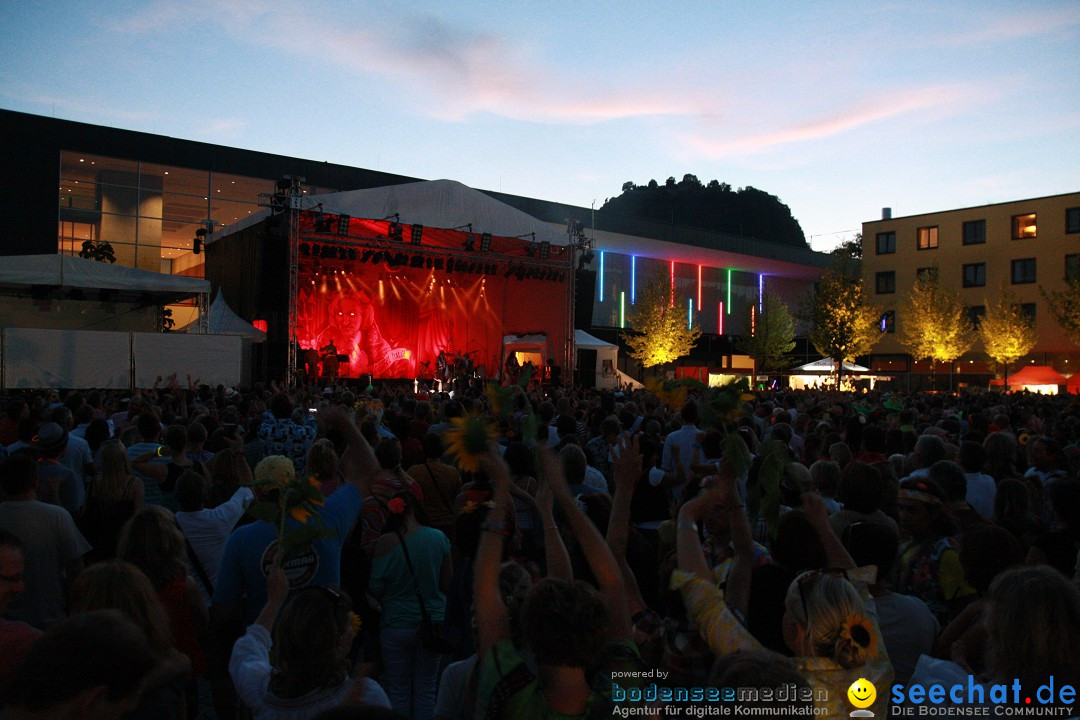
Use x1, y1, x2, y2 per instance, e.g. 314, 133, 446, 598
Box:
215, 179, 566, 248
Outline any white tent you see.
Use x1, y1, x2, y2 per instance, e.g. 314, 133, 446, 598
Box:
788, 358, 875, 390
503, 333, 548, 368
790, 358, 870, 374
182, 290, 266, 341
0, 254, 209, 302
574, 329, 620, 389
213, 179, 566, 248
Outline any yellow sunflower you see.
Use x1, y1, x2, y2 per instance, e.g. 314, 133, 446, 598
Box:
289, 505, 312, 524
444, 415, 496, 473
839, 614, 877, 658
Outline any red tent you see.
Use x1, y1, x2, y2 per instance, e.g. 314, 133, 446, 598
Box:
1004, 365, 1067, 389
1067, 373, 1080, 394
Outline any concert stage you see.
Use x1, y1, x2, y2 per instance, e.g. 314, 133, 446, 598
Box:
291, 211, 572, 384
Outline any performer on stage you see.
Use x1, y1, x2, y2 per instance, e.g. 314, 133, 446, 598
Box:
504, 352, 520, 384
320, 339, 340, 381
436, 349, 449, 382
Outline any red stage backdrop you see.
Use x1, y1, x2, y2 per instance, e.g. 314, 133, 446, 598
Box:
293, 213, 570, 380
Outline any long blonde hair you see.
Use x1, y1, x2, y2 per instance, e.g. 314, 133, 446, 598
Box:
94, 439, 135, 503
787, 571, 872, 669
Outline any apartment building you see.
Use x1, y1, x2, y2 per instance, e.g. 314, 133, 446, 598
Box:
862, 192, 1080, 378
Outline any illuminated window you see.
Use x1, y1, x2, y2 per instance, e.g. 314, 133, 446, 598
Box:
917, 226, 938, 250
876, 232, 895, 255
875, 271, 895, 294
1011, 258, 1036, 284
966, 305, 986, 328
1066, 254, 1080, 282
962, 220, 985, 245
962, 263, 986, 288
880, 310, 896, 334
1011, 213, 1037, 239
1067, 207, 1080, 234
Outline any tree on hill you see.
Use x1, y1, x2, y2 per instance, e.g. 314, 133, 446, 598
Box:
604, 176, 807, 248
622, 281, 702, 370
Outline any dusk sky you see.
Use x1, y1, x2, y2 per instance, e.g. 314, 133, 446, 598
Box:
2, 1, 1077, 252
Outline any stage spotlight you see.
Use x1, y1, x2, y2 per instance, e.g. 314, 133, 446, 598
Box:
347, 248, 357, 261
388, 222, 403, 241
337, 214, 351, 235
311, 244, 321, 257
539, 241, 550, 259
338, 247, 347, 260
411, 224, 424, 244
300, 243, 310, 256
480, 232, 492, 252
525, 243, 536, 257
463, 235, 475, 251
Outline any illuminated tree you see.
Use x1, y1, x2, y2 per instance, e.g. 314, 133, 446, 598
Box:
737, 292, 796, 374
806, 261, 881, 385
898, 268, 974, 386
980, 289, 1036, 390
623, 281, 702, 369
1042, 277, 1080, 346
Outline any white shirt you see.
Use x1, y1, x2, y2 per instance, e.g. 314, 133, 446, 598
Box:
176, 487, 254, 605
661, 424, 699, 474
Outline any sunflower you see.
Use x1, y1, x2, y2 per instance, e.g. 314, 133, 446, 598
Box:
349, 611, 362, 635
289, 505, 312, 524
444, 415, 496, 473
839, 614, 878, 658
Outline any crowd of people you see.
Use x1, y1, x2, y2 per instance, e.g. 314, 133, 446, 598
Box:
0, 375, 1079, 719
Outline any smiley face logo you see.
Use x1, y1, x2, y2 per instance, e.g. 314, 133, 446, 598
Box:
847, 677, 876, 709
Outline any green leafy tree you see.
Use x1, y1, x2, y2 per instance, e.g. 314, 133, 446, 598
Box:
898, 268, 975, 385
1041, 277, 1080, 346
805, 259, 881, 385
737, 292, 796, 375
980, 290, 1036, 390
622, 281, 702, 369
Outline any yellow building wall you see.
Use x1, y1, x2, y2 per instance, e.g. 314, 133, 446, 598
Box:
862, 192, 1080, 358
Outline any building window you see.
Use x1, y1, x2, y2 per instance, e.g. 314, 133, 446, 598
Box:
1067, 207, 1080, 234
1011, 258, 1036, 284
917, 226, 939, 250
963, 263, 986, 288
916, 267, 938, 281
880, 310, 896, 334
966, 305, 986, 329
962, 219, 986, 245
1012, 213, 1037, 239
875, 232, 896, 255
1019, 303, 1036, 323
876, 271, 896, 294
1067, 254, 1080, 282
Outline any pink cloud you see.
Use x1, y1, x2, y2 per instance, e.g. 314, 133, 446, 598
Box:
681, 84, 982, 159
